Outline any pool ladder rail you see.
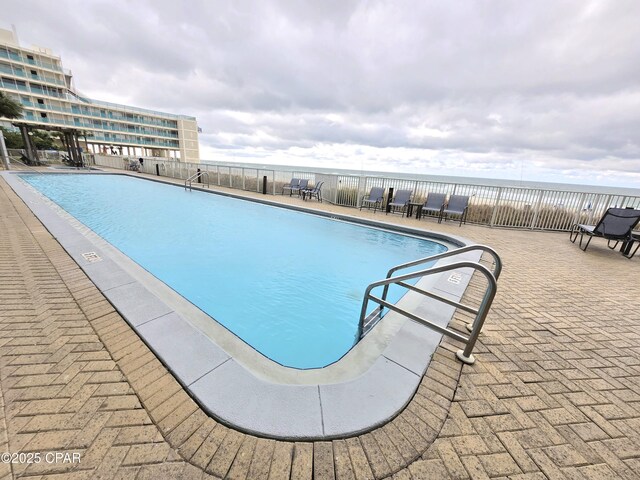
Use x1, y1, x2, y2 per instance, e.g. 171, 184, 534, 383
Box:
185, 171, 211, 191
358, 245, 502, 365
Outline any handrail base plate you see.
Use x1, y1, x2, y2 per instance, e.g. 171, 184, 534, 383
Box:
456, 350, 475, 365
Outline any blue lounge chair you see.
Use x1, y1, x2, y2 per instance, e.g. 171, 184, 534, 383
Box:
302, 181, 324, 202
360, 187, 385, 213
387, 189, 412, 216
439, 195, 469, 226
282, 178, 300, 195
422, 193, 446, 219
290, 179, 309, 197
570, 207, 640, 254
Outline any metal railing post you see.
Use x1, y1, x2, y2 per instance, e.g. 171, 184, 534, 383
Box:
489, 187, 502, 227
457, 274, 497, 364
356, 176, 367, 208
530, 190, 544, 230
573, 192, 586, 226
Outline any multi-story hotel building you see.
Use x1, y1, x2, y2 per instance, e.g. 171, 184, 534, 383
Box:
0, 28, 200, 162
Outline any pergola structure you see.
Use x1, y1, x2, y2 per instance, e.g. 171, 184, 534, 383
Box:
14, 121, 86, 167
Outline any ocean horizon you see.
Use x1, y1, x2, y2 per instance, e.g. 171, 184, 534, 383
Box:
202, 159, 640, 197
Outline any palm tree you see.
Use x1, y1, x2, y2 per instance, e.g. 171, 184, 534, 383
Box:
0, 91, 23, 119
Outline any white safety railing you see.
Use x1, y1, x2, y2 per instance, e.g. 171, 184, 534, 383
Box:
92, 156, 640, 232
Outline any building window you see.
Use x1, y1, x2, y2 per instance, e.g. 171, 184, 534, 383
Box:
37, 98, 44, 104
40, 112, 47, 118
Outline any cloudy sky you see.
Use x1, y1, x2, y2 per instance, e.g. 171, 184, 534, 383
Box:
3, 1, 640, 188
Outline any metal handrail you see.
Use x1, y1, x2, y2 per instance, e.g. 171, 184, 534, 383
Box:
185, 171, 210, 190
380, 244, 501, 303
358, 259, 498, 365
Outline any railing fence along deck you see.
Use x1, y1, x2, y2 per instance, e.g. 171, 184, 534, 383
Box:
93, 155, 640, 232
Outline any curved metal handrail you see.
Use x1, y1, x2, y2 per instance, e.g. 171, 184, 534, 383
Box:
380, 244, 501, 304
184, 170, 210, 190
358, 260, 498, 365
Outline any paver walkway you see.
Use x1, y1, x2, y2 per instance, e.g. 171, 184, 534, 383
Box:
1, 173, 639, 479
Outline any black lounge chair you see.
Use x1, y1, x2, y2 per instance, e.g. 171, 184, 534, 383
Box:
439, 195, 469, 226
623, 232, 640, 259
283, 178, 300, 195
569, 207, 640, 255
290, 179, 309, 197
127, 159, 140, 172
360, 187, 385, 213
422, 193, 446, 219
302, 181, 323, 202
387, 189, 412, 216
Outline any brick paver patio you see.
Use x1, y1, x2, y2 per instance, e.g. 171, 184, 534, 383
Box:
1, 173, 639, 479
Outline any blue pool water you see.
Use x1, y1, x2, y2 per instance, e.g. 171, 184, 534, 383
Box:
21, 174, 447, 368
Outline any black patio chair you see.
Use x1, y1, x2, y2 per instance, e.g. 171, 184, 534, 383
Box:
282, 178, 300, 195
360, 187, 385, 213
422, 192, 446, 219
302, 182, 324, 202
387, 189, 412, 216
623, 232, 640, 259
569, 207, 640, 254
439, 195, 469, 226
290, 179, 309, 197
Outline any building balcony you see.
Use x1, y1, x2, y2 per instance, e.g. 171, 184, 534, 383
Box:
0, 49, 63, 73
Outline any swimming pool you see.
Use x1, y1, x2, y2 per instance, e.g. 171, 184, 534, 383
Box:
20, 173, 448, 369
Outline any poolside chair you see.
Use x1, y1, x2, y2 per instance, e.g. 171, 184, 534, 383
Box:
302, 181, 324, 202
623, 232, 640, 259
569, 207, 640, 254
282, 178, 300, 195
387, 189, 412, 216
360, 187, 385, 213
421, 193, 446, 219
290, 179, 309, 197
439, 195, 469, 226
128, 159, 140, 172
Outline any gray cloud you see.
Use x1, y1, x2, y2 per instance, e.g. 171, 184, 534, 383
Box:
3, 0, 640, 187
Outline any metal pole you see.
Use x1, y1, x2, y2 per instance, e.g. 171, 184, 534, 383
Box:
457, 270, 497, 365
530, 190, 544, 230
489, 187, 502, 227
386, 187, 394, 213
0, 130, 10, 170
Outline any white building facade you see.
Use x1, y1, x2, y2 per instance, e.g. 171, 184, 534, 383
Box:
0, 28, 200, 162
